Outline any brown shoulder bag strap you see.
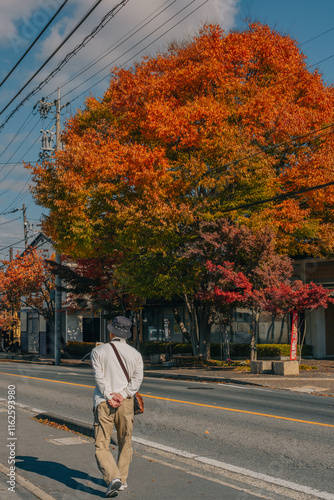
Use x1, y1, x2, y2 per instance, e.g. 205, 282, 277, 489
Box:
110, 342, 130, 382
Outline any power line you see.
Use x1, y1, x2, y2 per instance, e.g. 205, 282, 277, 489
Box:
66, 0, 209, 103
0, 0, 69, 88
0, 112, 35, 161
3, 2, 332, 226
0, 217, 21, 226
0, 161, 36, 165
0, 208, 23, 216
59, 6, 334, 208
220, 181, 334, 214
307, 53, 334, 70
0, 0, 104, 118
3, 175, 36, 211
59, 1, 334, 200
299, 26, 334, 47
0, 116, 41, 172
0, 115, 41, 179
0, 238, 26, 253
0, 0, 130, 133
56, 18, 334, 102
0, 118, 53, 218
210, 122, 334, 177
52, 0, 177, 94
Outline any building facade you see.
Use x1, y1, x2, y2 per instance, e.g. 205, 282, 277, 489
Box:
16, 235, 334, 358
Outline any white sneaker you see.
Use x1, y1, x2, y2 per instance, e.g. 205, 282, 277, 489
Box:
119, 482, 128, 491
106, 478, 121, 497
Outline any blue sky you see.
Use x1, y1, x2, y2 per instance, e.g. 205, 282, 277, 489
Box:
0, 0, 334, 256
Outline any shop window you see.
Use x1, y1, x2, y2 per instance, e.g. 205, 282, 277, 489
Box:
83, 318, 100, 343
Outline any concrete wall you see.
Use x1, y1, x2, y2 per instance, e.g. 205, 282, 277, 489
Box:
258, 319, 289, 344
308, 308, 326, 358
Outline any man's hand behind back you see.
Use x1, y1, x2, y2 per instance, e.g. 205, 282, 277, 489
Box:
108, 393, 125, 408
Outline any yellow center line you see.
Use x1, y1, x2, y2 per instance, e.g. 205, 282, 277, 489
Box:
0, 371, 94, 389
143, 394, 334, 428
1, 371, 333, 428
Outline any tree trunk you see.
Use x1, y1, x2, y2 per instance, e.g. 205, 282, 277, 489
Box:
298, 312, 307, 364
270, 315, 275, 343
197, 302, 211, 360
250, 331, 256, 361
173, 307, 191, 343
183, 294, 199, 355
278, 316, 285, 343
250, 311, 259, 361
223, 323, 231, 361
266, 315, 275, 343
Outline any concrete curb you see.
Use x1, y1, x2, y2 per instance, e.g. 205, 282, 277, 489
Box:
143, 370, 265, 387
34, 412, 94, 438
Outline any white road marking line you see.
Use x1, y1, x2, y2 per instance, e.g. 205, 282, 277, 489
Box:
194, 458, 334, 500
139, 452, 270, 499
219, 384, 274, 392
133, 437, 334, 500
133, 436, 196, 458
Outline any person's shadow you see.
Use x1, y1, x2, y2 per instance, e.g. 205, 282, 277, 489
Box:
15, 456, 105, 497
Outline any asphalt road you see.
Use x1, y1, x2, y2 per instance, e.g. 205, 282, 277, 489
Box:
0, 363, 333, 498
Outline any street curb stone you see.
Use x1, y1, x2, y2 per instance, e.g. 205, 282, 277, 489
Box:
0, 461, 57, 500
34, 412, 94, 438
143, 370, 264, 387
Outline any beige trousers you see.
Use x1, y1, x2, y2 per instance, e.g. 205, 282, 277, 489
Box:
94, 398, 134, 485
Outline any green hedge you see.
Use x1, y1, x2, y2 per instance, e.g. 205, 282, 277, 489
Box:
64, 341, 313, 358
138, 342, 193, 356
257, 344, 313, 358
211, 343, 313, 358
64, 342, 97, 357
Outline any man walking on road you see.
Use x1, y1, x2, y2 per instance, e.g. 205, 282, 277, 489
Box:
91, 316, 144, 498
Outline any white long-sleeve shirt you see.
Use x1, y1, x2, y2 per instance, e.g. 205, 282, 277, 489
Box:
91, 338, 144, 408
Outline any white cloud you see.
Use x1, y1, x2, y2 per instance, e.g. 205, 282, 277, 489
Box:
31, 0, 240, 102
0, 0, 66, 50
1, 1, 240, 83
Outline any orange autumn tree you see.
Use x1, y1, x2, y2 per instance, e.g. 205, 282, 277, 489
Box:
28, 23, 334, 354
0, 249, 56, 335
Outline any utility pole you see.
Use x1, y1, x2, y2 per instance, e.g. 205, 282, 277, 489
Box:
34, 87, 68, 159
54, 88, 62, 366
35, 88, 67, 365
22, 204, 28, 249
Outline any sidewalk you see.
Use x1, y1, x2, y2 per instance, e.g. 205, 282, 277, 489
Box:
1, 353, 334, 396
0, 403, 272, 500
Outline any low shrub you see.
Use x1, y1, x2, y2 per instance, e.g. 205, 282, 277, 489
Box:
299, 364, 318, 371
211, 343, 312, 358
257, 344, 313, 358
64, 340, 313, 359
64, 341, 96, 357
